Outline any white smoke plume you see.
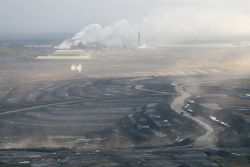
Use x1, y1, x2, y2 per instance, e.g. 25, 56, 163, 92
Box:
57, 1, 250, 49
56, 19, 136, 49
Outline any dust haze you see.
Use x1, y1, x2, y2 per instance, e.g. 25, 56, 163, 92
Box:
0, 0, 250, 167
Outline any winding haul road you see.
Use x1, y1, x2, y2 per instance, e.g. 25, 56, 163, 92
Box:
171, 84, 216, 147
0, 94, 167, 116
0, 79, 216, 147
134, 81, 216, 147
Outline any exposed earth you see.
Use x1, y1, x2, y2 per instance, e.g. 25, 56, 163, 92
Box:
0, 41, 249, 166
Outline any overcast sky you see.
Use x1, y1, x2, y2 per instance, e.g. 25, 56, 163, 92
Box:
0, 0, 250, 41
0, 0, 164, 34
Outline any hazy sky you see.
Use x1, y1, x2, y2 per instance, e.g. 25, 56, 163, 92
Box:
0, 0, 163, 34
1, 0, 250, 41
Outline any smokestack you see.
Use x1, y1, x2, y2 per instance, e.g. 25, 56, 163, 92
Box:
138, 32, 141, 47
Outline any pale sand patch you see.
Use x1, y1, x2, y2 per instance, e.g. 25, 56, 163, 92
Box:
200, 103, 222, 110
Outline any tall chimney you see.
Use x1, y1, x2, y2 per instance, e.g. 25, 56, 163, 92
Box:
138, 32, 141, 47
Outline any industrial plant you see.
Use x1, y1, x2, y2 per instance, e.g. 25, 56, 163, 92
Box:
0, 0, 250, 167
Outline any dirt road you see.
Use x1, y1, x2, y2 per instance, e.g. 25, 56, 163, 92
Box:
171, 84, 216, 147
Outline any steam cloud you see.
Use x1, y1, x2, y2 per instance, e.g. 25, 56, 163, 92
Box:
57, 1, 250, 49
56, 19, 136, 49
